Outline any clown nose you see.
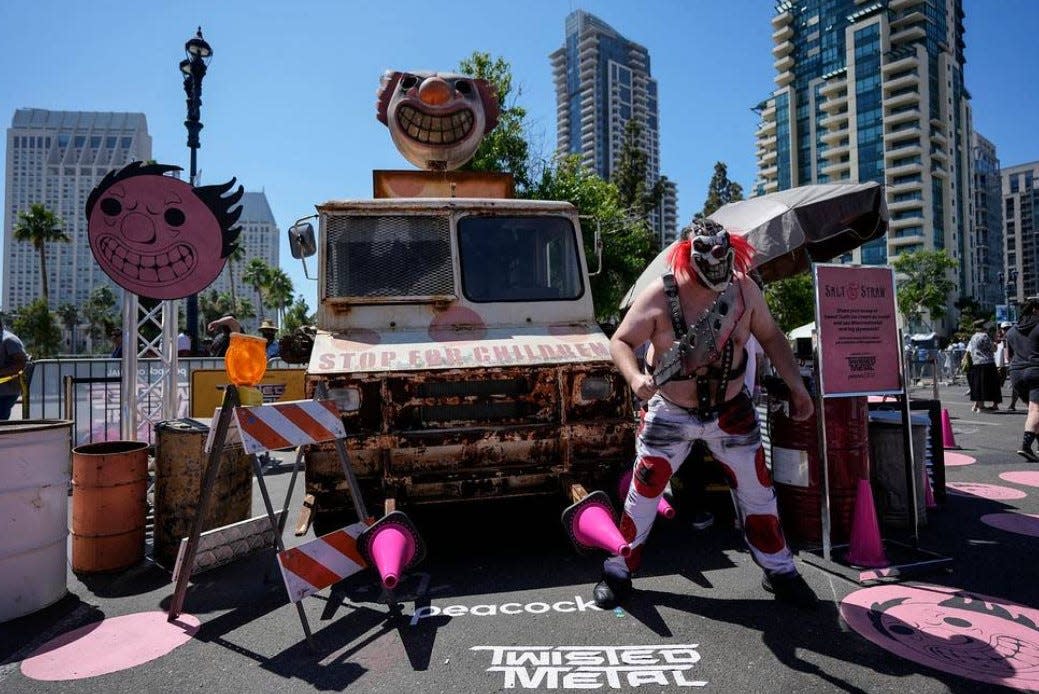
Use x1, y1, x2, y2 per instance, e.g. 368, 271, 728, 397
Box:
618, 469, 676, 520
367, 524, 416, 590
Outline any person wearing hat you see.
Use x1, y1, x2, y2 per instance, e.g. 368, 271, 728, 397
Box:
967, 319, 1001, 412
259, 318, 279, 359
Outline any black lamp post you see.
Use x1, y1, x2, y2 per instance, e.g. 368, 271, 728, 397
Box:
180, 27, 212, 354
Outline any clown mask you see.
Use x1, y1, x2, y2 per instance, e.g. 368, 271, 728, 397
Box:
689, 220, 734, 292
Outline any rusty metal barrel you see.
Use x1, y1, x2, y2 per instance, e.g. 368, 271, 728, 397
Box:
769, 396, 869, 544
71, 440, 149, 573
153, 418, 252, 569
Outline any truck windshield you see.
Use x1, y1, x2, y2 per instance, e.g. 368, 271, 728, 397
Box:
458, 215, 584, 302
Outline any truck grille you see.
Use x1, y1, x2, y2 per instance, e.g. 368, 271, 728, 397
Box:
324, 214, 454, 298
389, 369, 556, 431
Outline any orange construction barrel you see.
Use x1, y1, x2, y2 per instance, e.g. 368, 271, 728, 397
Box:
769, 396, 869, 544
71, 440, 149, 573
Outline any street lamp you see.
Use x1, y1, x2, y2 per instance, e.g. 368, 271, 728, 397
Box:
180, 26, 212, 354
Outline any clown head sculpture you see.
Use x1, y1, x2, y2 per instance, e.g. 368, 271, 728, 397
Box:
376, 70, 499, 171
85, 162, 242, 300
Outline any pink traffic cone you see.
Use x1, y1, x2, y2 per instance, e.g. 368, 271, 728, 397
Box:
845, 479, 889, 568
924, 470, 937, 510
357, 512, 426, 590
941, 409, 959, 450
562, 491, 631, 556
618, 469, 676, 520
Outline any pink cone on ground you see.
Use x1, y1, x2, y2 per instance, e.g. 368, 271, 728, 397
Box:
368, 524, 416, 589
618, 469, 675, 520
941, 409, 958, 449
846, 479, 889, 568
574, 502, 631, 557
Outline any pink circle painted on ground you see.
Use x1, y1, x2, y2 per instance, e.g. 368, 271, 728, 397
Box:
946, 482, 1027, 501
1000, 471, 1039, 488
981, 512, 1039, 538
429, 306, 486, 342
840, 584, 1039, 690
943, 452, 977, 467
21, 611, 200, 681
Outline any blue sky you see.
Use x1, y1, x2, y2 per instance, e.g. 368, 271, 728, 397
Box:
2, 0, 1037, 312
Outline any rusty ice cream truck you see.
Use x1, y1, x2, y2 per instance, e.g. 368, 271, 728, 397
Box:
287, 70, 635, 529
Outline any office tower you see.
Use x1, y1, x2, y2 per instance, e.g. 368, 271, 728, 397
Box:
971, 133, 1002, 310
205, 190, 280, 331
3, 109, 152, 312
753, 1, 974, 299
551, 10, 679, 246
1001, 162, 1039, 303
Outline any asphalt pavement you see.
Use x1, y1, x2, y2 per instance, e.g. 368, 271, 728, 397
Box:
2, 377, 1038, 693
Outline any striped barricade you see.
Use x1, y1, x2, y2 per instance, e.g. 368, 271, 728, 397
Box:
233, 399, 346, 454
277, 521, 370, 602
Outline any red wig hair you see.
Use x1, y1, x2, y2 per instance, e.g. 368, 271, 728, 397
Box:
667, 230, 755, 281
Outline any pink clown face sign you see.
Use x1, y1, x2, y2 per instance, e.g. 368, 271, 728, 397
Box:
86, 162, 243, 300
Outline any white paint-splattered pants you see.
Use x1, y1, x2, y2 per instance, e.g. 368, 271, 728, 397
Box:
604, 391, 796, 578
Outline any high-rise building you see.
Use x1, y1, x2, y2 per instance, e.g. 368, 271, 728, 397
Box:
205, 190, 280, 331
1001, 161, 1039, 303
4, 109, 152, 312
550, 10, 679, 246
753, 1, 974, 305
971, 133, 1002, 310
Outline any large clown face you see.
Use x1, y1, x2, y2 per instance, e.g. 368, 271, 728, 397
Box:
86, 163, 240, 300
688, 219, 734, 292
376, 70, 499, 171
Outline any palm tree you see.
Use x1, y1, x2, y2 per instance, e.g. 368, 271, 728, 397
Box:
242, 258, 272, 327
57, 303, 80, 354
225, 244, 246, 315
264, 267, 294, 328
13, 204, 69, 307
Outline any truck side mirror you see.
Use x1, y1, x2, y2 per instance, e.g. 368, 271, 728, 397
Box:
581, 216, 603, 277
289, 222, 316, 259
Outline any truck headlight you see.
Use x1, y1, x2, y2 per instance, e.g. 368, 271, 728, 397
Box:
327, 386, 362, 412
578, 375, 613, 403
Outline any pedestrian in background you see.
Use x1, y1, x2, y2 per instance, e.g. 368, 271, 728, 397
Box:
259, 318, 280, 359
207, 314, 242, 357
1005, 300, 1039, 462
0, 317, 27, 420
967, 319, 1001, 412
997, 321, 1019, 412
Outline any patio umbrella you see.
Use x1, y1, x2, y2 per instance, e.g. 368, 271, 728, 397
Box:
619, 182, 889, 310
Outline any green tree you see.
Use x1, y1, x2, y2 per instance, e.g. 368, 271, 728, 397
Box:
764, 273, 816, 333
701, 161, 744, 217
611, 119, 665, 231
242, 258, 272, 321
457, 51, 531, 192
954, 296, 982, 337
13, 299, 62, 357
225, 245, 246, 314
13, 204, 70, 307
264, 267, 294, 328
530, 155, 655, 321
83, 285, 118, 351
56, 303, 80, 354
892, 249, 957, 330
283, 295, 314, 333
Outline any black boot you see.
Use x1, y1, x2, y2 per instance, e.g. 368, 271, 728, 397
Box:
592, 567, 633, 609
762, 571, 818, 609
1019, 432, 1038, 463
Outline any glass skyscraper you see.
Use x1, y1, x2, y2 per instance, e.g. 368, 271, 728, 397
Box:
754, 0, 975, 302
551, 10, 678, 246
